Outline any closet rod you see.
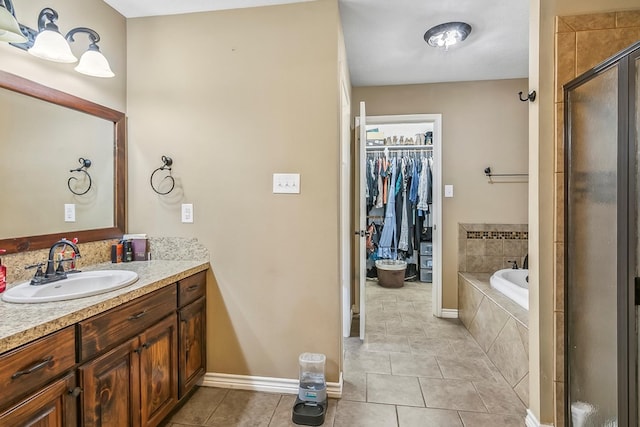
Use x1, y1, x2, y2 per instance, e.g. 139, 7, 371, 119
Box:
365, 145, 433, 151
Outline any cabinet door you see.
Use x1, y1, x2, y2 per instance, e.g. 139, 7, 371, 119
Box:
178, 297, 206, 399
0, 371, 77, 427
78, 337, 141, 427
139, 314, 178, 427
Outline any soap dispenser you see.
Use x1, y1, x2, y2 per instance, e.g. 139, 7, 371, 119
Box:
0, 249, 6, 293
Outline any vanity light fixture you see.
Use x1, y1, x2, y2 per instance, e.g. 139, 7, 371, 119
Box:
28, 8, 76, 63
68, 28, 114, 78
423, 21, 472, 50
0, 1, 114, 78
0, 0, 26, 43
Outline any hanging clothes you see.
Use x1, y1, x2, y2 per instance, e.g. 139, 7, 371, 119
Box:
377, 157, 398, 259
417, 157, 433, 213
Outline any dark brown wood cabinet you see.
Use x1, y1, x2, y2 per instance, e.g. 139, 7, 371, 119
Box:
0, 270, 207, 427
79, 315, 178, 427
78, 336, 141, 427
139, 315, 178, 427
178, 297, 206, 398
0, 372, 78, 427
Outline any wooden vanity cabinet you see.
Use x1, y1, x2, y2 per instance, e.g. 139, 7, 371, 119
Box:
0, 270, 207, 427
78, 288, 179, 427
0, 327, 77, 427
177, 272, 206, 398
0, 372, 78, 427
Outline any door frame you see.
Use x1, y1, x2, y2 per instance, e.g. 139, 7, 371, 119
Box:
340, 78, 352, 338
354, 112, 444, 325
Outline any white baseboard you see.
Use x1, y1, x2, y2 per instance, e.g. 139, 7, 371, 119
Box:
525, 409, 554, 427
440, 308, 459, 319
201, 372, 343, 398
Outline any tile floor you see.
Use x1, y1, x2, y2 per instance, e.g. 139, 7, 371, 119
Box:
165, 280, 527, 426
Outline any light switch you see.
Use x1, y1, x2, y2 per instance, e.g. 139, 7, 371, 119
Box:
444, 185, 454, 198
64, 204, 76, 222
181, 204, 194, 223
273, 173, 301, 194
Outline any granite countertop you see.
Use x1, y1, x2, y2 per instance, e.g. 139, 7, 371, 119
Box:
0, 259, 210, 354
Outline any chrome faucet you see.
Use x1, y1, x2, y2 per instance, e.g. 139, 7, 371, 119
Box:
29, 239, 81, 285
523, 254, 529, 269
507, 260, 518, 269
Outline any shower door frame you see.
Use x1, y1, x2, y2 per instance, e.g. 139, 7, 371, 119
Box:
564, 40, 640, 427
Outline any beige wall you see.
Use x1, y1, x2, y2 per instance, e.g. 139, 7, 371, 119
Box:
0, 0, 126, 111
529, 0, 640, 425
352, 79, 529, 310
126, 0, 343, 382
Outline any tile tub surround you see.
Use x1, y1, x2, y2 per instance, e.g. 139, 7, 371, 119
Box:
458, 223, 528, 273
553, 11, 640, 426
458, 272, 529, 407
0, 259, 210, 353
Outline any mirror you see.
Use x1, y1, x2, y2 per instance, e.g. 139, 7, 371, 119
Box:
0, 70, 126, 253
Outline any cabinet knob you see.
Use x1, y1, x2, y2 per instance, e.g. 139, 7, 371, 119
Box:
68, 387, 82, 397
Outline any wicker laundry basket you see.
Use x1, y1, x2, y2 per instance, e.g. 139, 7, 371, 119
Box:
375, 260, 407, 288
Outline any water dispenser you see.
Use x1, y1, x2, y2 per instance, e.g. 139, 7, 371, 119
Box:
292, 352, 327, 426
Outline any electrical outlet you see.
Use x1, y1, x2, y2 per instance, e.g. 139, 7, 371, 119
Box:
181, 204, 194, 223
64, 204, 76, 222
444, 185, 454, 198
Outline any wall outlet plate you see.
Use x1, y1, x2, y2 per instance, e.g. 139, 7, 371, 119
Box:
64, 204, 76, 222
181, 204, 194, 223
444, 185, 454, 198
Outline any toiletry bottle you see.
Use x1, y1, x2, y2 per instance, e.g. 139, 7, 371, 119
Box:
0, 249, 6, 293
124, 240, 133, 262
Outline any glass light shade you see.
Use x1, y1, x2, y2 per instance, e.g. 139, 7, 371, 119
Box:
428, 30, 463, 49
424, 22, 471, 50
0, 6, 26, 43
75, 49, 114, 78
28, 29, 77, 63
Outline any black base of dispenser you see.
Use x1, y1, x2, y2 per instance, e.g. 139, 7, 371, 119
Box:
292, 397, 327, 426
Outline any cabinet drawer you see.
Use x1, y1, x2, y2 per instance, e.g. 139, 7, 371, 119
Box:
178, 271, 206, 308
78, 285, 177, 361
0, 326, 75, 408
419, 242, 433, 256
419, 255, 433, 270
420, 268, 432, 283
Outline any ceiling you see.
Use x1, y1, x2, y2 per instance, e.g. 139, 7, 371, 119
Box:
103, 0, 529, 87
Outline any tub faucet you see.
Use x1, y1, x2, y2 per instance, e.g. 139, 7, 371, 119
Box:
523, 254, 528, 269
507, 260, 518, 269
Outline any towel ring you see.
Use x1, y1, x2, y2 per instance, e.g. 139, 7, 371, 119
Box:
67, 157, 92, 196
150, 155, 175, 195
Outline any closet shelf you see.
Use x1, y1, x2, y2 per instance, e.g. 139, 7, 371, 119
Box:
366, 144, 433, 151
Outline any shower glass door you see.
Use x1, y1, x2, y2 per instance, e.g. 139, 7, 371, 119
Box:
566, 41, 640, 427
566, 63, 619, 427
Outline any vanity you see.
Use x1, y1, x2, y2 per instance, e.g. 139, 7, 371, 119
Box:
0, 260, 208, 427
0, 70, 209, 426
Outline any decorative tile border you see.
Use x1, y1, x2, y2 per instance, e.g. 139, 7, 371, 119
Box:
459, 223, 528, 273
466, 231, 529, 240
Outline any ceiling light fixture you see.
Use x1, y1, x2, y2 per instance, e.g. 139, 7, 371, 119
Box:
424, 22, 472, 50
0, 0, 114, 78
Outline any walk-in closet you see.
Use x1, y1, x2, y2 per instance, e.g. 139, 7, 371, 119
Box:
353, 106, 443, 339
364, 125, 434, 284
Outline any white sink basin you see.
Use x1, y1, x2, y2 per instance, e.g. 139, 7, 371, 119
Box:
2, 270, 139, 303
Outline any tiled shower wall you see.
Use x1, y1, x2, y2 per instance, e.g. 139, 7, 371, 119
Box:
458, 223, 528, 273
554, 11, 640, 427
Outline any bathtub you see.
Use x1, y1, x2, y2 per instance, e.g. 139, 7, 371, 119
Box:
490, 268, 529, 310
